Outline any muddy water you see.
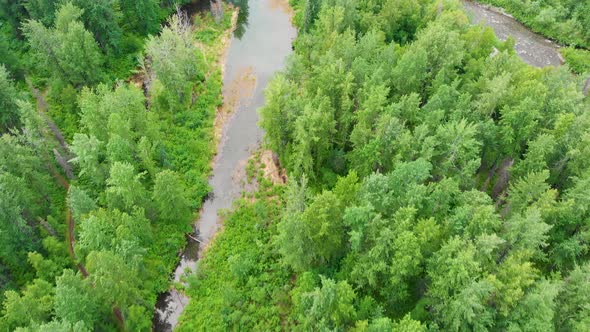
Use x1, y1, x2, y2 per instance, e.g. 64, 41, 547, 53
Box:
153, 0, 296, 330
462, 0, 563, 68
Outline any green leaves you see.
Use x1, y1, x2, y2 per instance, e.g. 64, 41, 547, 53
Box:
54, 270, 99, 328
23, 3, 104, 86
105, 162, 148, 213
0, 65, 20, 131
296, 277, 357, 330
152, 170, 191, 223
0, 279, 54, 331
145, 12, 205, 108
276, 178, 346, 271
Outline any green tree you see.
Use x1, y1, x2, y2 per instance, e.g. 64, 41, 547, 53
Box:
120, 0, 160, 35
23, 2, 104, 86
85, 251, 141, 325
24, 0, 57, 26
0, 279, 54, 330
105, 162, 148, 213
506, 279, 559, 331
0, 65, 20, 131
152, 170, 191, 223
296, 277, 357, 330
556, 263, 590, 331
277, 181, 344, 271
70, 133, 105, 187
145, 12, 205, 106
69, 0, 122, 51
54, 270, 100, 328
432, 119, 481, 187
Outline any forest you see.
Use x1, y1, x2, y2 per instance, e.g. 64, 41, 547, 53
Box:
1, 0, 589, 331
0, 0, 233, 330
177, 0, 590, 331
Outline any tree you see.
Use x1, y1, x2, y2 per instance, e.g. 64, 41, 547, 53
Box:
296, 277, 357, 330
120, 0, 160, 35
292, 94, 336, 179
78, 84, 156, 144
23, 2, 104, 86
346, 207, 424, 310
67, 186, 97, 221
85, 251, 141, 325
556, 263, 590, 331
302, 0, 321, 32
260, 75, 299, 159
23, 0, 58, 26
0, 279, 54, 330
0, 65, 20, 131
276, 180, 344, 271
152, 170, 191, 223
145, 11, 204, 106
15, 320, 90, 332
54, 270, 100, 328
378, 0, 427, 43
506, 279, 560, 331
105, 162, 148, 213
432, 119, 482, 187
69, 0, 122, 51
70, 133, 105, 187
0, 173, 38, 276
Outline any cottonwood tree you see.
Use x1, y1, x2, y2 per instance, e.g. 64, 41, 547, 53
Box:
54, 269, 100, 329
0, 279, 54, 330
296, 277, 357, 330
69, 0, 122, 51
152, 170, 191, 223
120, 0, 160, 35
23, 3, 104, 86
0, 65, 20, 131
145, 11, 205, 107
105, 162, 148, 213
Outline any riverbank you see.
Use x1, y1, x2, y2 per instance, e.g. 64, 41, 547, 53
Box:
462, 0, 563, 68
151, 5, 239, 331
466, 0, 590, 73
172, 0, 297, 329
472, 0, 589, 48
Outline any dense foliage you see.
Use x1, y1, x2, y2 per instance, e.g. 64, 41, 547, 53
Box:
0, 1, 233, 330
179, 0, 590, 330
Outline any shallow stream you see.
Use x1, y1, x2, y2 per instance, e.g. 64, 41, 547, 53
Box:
153, 0, 296, 330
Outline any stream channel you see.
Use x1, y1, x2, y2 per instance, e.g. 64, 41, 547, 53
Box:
462, 0, 563, 68
153, 0, 296, 330
153, 0, 563, 330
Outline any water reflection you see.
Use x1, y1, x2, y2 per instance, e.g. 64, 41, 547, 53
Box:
228, 0, 250, 39
153, 0, 296, 329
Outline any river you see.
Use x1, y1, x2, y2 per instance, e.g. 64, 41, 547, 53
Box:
462, 1, 563, 68
152, 0, 569, 330
153, 0, 296, 330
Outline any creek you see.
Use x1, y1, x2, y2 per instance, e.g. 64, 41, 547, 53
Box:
152, 0, 570, 330
462, 0, 563, 68
152, 0, 296, 330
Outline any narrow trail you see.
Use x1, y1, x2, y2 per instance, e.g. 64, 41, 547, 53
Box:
28, 80, 125, 328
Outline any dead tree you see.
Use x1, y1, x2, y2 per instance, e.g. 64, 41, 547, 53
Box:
210, 0, 224, 23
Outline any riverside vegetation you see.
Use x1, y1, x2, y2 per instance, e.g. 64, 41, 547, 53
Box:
1, 0, 590, 331
475, 0, 590, 74
177, 0, 590, 331
0, 0, 233, 330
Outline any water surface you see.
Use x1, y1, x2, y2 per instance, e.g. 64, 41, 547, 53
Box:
153, 0, 296, 330
462, 0, 563, 68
